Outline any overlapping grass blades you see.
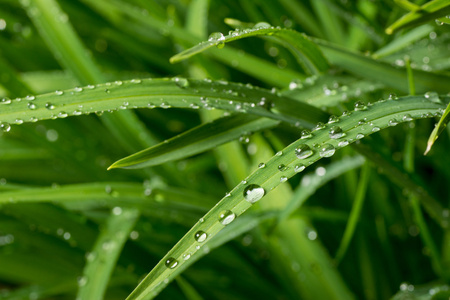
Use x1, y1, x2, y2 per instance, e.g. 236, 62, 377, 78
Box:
126, 95, 448, 299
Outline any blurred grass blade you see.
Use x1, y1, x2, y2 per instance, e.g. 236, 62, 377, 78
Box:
77, 208, 139, 300
315, 38, 450, 94
171, 26, 329, 75
125, 95, 448, 300
0, 78, 327, 128
425, 100, 450, 155
109, 114, 279, 169
334, 163, 371, 264
386, 0, 450, 34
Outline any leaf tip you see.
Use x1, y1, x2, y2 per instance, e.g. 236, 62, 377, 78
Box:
385, 27, 393, 35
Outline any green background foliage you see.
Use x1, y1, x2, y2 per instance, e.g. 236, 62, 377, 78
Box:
0, 0, 450, 299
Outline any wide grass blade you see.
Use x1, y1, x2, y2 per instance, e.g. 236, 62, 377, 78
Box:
109, 114, 279, 169
125, 95, 448, 300
170, 26, 329, 75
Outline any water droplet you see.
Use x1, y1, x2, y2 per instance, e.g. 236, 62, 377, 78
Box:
14, 119, 23, 125
301, 130, 312, 139
86, 84, 95, 89
402, 114, 413, 121
275, 151, 283, 156
313, 122, 325, 131
258, 163, 266, 169
219, 210, 236, 225
388, 93, 398, 100
131, 79, 141, 84
358, 119, 366, 125
165, 257, 178, 269
208, 32, 225, 48
243, 184, 265, 204
58, 111, 68, 118
372, 126, 380, 132
172, 77, 189, 88
338, 140, 349, 147
280, 176, 288, 183
253, 22, 271, 29
294, 164, 305, 172
278, 164, 288, 171
0, 122, 11, 132
183, 253, 191, 261
25, 95, 35, 101
295, 144, 314, 159
45, 102, 55, 110
104, 88, 110, 94
354, 101, 367, 111
239, 133, 250, 144
424, 91, 440, 103
194, 231, 207, 243
55, 90, 63, 96
1, 97, 11, 105
74, 86, 83, 92
77, 276, 88, 287
27, 103, 36, 110
319, 144, 335, 157
356, 133, 364, 139
329, 126, 344, 139
388, 119, 398, 126
289, 79, 303, 90
199, 217, 205, 223
328, 115, 339, 123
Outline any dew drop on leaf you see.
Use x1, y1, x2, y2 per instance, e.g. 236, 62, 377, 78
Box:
329, 126, 344, 139
194, 231, 207, 243
354, 101, 367, 111
45, 102, 55, 110
388, 93, 398, 100
295, 144, 314, 159
319, 143, 335, 157
0, 122, 11, 132
424, 91, 440, 103
27, 103, 36, 110
280, 176, 288, 183
219, 210, 236, 225
294, 164, 306, 173
258, 163, 266, 169
253, 22, 271, 29
55, 90, 63, 96
172, 77, 189, 88
1, 97, 11, 105
388, 119, 398, 126
243, 184, 265, 204
301, 129, 312, 139
278, 164, 288, 171
328, 115, 339, 123
313, 122, 325, 131
25, 95, 35, 101
402, 114, 413, 121
165, 257, 178, 269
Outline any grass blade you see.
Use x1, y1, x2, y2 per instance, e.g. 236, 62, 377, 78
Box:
170, 26, 329, 75
109, 114, 279, 169
125, 95, 448, 300
425, 100, 450, 155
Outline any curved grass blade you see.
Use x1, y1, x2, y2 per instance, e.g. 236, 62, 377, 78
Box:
125, 95, 448, 300
425, 100, 450, 155
109, 115, 279, 169
0, 78, 327, 129
315, 38, 450, 94
77, 208, 139, 300
170, 26, 329, 75
386, 0, 450, 34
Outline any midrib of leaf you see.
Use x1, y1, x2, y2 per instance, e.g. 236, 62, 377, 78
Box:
125, 95, 448, 300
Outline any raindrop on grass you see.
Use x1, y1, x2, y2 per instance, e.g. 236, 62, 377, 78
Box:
402, 114, 413, 121
130, 79, 141, 84
45, 102, 55, 110
0, 122, 11, 132
27, 103, 36, 110
354, 101, 367, 111
1, 98, 11, 105
219, 210, 236, 225
25, 95, 35, 101
388, 119, 398, 126
253, 22, 271, 29
278, 164, 288, 171
258, 163, 266, 169
329, 126, 344, 139
388, 93, 398, 100
294, 164, 306, 173
295, 144, 314, 159
313, 122, 325, 131
194, 231, 207, 243
356, 133, 364, 139
243, 184, 265, 204
74, 86, 83, 92
55, 90, 63, 96
301, 130, 312, 139
372, 126, 380, 132
165, 257, 178, 269
319, 144, 335, 157
280, 176, 288, 183
424, 91, 440, 103
172, 77, 189, 88
328, 115, 339, 123
338, 140, 349, 147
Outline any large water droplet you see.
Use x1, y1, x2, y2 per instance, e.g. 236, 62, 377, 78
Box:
329, 126, 344, 139
194, 231, 207, 243
301, 130, 312, 139
219, 210, 236, 225
424, 91, 441, 103
208, 32, 225, 48
165, 257, 178, 269
45, 102, 55, 110
319, 144, 335, 157
243, 184, 265, 204
172, 77, 189, 88
294, 164, 305, 172
1, 97, 11, 105
0, 122, 11, 132
278, 164, 288, 171
27, 103, 36, 110
354, 101, 367, 111
295, 144, 314, 159
313, 122, 325, 131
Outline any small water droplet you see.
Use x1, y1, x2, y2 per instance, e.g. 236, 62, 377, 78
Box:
402, 114, 413, 121
183, 253, 191, 261
372, 126, 380, 132
295, 144, 314, 159
313, 122, 325, 131
329, 126, 345, 139
172, 77, 189, 88
289, 79, 303, 90
301, 130, 312, 139
275, 151, 283, 156
131, 79, 141, 84
388, 119, 398, 126
15, 119, 23, 125
258, 163, 266, 169
27, 103, 36, 110
58, 111, 68, 118
104, 88, 110, 94
280, 176, 288, 183
74, 86, 83, 92
388, 93, 398, 100
253, 22, 271, 29
243, 184, 265, 204
165, 257, 178, 269
45, 102, 55, 110
219, 210, 236, 225
25, 95, 35, 101
0, 122, 11, 132
55, 90, 63, 96
77, 276, 88, 287
355, 133, 364, 139
294, 164, 305, 172
338, 140, 349, 147
1, 97, 11, 105
328, 115, 339, 123
194, 231, 207, 243
208, 32, 225, 48
354, 101, 367, 111
278, 164, 288, 172
424, 91, 440, 103
319, 144, 335, 157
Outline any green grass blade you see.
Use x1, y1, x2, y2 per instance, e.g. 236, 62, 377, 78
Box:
0, 78, 327, 129
109, 115, 278, 169
170, 27, 329, 75
386, 0, 450, 34
76, 208, 139, 300
125, 95, 447, 300
315, 38, 450, 94
334, 163, 371, 264
425, 100, 450, 155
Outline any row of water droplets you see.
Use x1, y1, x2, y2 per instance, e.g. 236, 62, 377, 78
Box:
206, 22, 274, 49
